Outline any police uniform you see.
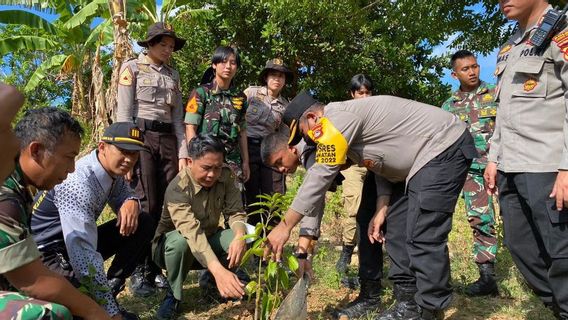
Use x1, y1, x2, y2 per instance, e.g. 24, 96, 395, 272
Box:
442, 81, 498, 265
284, 94, 476, 315
184, 82, 248, 188
489, 6, 568, 316
151, 167, 247, 302
244, 85, 288, 225
0, 165, 72, 319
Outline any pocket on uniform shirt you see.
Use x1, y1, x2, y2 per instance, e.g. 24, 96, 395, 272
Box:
511, 58, 547, 98
245, 101, 268, 126
137, 79, 159, 103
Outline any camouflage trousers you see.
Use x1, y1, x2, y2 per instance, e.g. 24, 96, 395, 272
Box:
0, 291, 72, 320
463, 172, 498, 264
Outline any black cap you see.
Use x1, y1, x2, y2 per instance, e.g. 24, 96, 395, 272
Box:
137, 22, 186, 52
282, 91, 319, 146
101, 122, 147, 151
259, 58, 294, 85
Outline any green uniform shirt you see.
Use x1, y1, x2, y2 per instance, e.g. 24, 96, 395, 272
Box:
442, 81, 497, 171
152, 167, 247, 268
0, 164, 41, 289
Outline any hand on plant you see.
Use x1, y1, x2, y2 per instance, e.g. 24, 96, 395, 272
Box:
263, 222, 291, 262
116, 199, 139, 236
212, 266, 245, 299
368, 210, 386, 244
227, 236, 246, 269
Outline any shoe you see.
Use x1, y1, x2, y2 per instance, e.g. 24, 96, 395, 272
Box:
333, 279, 381, 319
107, 277, 125, 297
340, 275, 360, 290
375, 283, 420, 320
155, 273, 169, 289
336, 245, 355, 274
465, 263, 498, 297
129, 265, 156, 297
156, 289, 180, 320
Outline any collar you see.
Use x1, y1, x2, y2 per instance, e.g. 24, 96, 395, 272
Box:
3, 160, 34, 202
138, 53, 172, 72
90, 150, 115, 193
207, 80, 239, 96
512, 5, 553, 45
451, 81, 490, 101
260, 86, 287, 105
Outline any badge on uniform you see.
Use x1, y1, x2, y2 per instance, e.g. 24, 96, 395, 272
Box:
232, 97, 244, 110
186, 96, 199, 113
308, 117, 348, 165
553, 31, 568, 61
499, 44, 512, 56
119, 67, 133, 86
482, 93, 494, 103
524, 78, 538, 92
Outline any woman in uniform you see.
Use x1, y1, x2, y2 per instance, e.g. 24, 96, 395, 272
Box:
116, 22, 188, 297
184, 46, 250, 188
244, 59, 293, 226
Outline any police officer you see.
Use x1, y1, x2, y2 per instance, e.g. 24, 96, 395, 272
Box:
484, 1, 568, 318
116, 22, 188, 296
442, 50, 499, 296
244, 58, 293, 226
263, 92, 477, 320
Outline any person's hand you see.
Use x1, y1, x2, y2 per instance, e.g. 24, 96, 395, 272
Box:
484, 162, 498, 196
263, 222, 291, 262
227, 235, 246, 268
116, 199, 139, 236
242, 162, 250, 183
178, 158, 188, 172
296, 257, 314, 281
210, 263, 245, 299
368, 210, 386, 244
550, 170, 568, 211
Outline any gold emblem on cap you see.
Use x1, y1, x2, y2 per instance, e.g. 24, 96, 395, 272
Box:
273, 58, 283, 65
130, 128, 141, 139
164, 23, 173, 31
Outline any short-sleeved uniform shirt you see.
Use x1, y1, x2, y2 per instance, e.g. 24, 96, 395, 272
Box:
0, 165, 40, 290
184, 82, 248, 165
244, 86, 288, 139
442, 81, 497, 170
152, 167, 247, 268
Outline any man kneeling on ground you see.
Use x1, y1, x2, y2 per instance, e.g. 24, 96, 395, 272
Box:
152, 133, 247, 320
31, 122, 154, 319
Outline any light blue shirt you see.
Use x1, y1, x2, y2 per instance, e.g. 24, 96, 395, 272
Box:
41, 150, 137, 316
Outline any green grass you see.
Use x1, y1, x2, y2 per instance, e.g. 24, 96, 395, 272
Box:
98, 169, 557, 319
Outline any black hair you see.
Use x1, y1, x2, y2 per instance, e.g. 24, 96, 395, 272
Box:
261, 130, 290, 164
188, 133, 226, 159
147, 35, 165, 47
15, 107, 83, 152
450, 50, 476, 69
350, 74, 374, 94
200, 46, 241, 85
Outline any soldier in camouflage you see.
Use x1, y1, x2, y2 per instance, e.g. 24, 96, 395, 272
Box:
185, 46, 249, 190
441, 50, 498, 296
0, 107, 110, 319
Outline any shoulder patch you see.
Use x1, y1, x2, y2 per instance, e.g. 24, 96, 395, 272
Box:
308, 117, 348, 165
119, 67, 133, 86
553, 31, 568, 61
186, 96, 199, 114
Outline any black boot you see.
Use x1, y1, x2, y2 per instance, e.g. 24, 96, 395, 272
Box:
465, 263, 498, 297
336, 245, 355, 274
156, 289, 180, 320
334, 279, 382, 319
129, 264, 156, 297
375, 283, 421, 320
419, 307, 444, 320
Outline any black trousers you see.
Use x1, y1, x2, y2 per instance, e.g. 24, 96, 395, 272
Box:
356, 173, 384, 281
41, 212, 154, 283
498, 171, 568, 318
245, 139, 285, 226
385, 131, 474, 310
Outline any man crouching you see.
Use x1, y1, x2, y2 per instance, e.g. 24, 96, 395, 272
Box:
152, 134, 247, 320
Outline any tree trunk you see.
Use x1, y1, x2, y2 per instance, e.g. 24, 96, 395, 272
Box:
71, 69, 89, 120
106, 0, 134, 123
90, 44, 108, 143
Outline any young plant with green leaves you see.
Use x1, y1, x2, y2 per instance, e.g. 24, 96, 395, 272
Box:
240, 193, 299, 320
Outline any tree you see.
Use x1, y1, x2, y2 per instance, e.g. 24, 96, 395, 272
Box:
171, 0, 512, 106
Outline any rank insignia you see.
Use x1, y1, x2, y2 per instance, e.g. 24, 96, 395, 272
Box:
482, 94, 493, 103
143, 78, 152, 85
499, 44, 512, 56
232, 97, 244, 110
129, 128, 141, 139
186, 96, 198, 113
524, 78, 538, 92
119, 67, 133, 86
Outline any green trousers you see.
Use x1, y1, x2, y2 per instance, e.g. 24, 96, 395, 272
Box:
153, 229, 235, 300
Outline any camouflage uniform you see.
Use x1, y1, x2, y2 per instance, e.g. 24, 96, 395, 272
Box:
185, 81, 248, 187
441, 81, 497, 264
0, 165, 71, 319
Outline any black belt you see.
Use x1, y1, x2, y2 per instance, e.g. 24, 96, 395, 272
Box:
248, 137, 263, 145
136, 118, 173, 133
